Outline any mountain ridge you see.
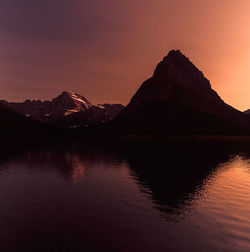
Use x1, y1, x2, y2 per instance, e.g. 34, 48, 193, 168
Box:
115, 50, 250, 135
1, 91, 124, 128
1, 50, 250, 137
0, 102, 65, 136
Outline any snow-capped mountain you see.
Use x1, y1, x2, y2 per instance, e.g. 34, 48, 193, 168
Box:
1, 91, 124, 128
52, 91, 93, 116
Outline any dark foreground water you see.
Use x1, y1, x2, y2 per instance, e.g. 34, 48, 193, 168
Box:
1, 139, 250, 252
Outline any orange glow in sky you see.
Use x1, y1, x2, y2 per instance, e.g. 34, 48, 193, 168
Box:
0, 0, 250, 111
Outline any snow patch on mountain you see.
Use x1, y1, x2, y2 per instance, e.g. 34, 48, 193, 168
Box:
1, 91, 124, 128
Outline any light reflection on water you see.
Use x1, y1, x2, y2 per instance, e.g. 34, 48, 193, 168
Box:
0, 140, 250, 251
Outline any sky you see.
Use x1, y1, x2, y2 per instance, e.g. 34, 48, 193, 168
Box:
0, 0, 250, 111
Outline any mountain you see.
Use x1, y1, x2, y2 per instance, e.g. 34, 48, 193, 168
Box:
1, 91, 124, 128
0, 102, 63, 137
244, 109, 250, 115
115, 50, 250, 135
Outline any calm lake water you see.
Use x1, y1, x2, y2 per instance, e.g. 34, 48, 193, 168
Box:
1, 139, 250, 251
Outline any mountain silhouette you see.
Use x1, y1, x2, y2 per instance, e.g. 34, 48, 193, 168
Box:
115, 50, 250, 135
0, 102, 64, 136
1, 91, 124, 128
1, 50, 250, 137
244, 109, 250, 115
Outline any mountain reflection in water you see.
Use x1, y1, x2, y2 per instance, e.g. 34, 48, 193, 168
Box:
123, 140, 238, 221
0, 138, 250, 252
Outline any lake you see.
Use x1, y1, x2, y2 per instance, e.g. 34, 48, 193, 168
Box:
0, 138, 250, 251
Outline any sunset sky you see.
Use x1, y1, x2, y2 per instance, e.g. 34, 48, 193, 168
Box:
0, 0, 250, 111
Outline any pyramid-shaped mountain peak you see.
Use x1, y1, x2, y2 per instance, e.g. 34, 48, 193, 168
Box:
161, 50, 195, 65
153, 50, 209, 89
115, 50, 250, 135
164, 49, 185, 59
53, 91, 93, 111
121, 50, 220, 116
62, 90, 74, 96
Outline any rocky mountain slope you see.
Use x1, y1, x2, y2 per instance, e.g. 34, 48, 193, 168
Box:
244, 109, 250, 115
1, 91, 124, 128
115, 50, 250, 135
0, 102, 63, 136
